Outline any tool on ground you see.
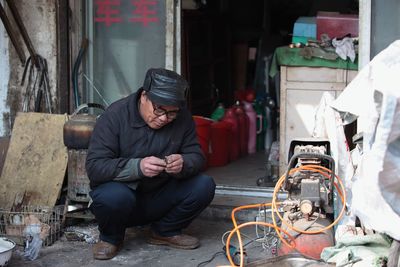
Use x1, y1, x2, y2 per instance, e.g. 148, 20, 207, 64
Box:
224, 244, 248, 266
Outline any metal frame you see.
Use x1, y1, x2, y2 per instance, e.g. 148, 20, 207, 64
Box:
56, 0, 69, 114
165, 0, 181, 73
359, 0, 371, 69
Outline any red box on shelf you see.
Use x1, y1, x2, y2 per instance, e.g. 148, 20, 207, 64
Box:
316, 11, 358, 40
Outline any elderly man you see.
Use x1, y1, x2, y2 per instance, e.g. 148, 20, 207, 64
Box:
86, 68, 216, 260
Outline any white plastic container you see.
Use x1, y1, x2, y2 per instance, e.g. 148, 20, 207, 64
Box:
0, 237, 15, 267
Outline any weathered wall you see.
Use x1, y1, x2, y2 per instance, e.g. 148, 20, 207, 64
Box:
0, 0, 10, 136
1, 0, 57, 136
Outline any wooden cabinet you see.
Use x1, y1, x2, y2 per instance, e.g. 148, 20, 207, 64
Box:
279, 66, 358, 174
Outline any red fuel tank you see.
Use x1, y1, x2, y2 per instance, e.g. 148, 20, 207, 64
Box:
221, 108, 240, 161
208, 121, 231, 167
193, 116, 213, 169
279, 217, 334, 260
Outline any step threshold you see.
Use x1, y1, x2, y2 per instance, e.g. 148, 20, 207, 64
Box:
212, 185, 288, 207
215, 185, 287, 200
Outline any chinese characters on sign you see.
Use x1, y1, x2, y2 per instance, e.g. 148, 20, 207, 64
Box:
130, 0, 159, 26
94, 0, 159, 27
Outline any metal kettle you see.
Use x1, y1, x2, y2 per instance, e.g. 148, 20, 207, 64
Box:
63, 103, 105, 149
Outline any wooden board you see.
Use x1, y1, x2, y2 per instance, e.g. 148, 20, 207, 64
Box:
0, 112, 68, 210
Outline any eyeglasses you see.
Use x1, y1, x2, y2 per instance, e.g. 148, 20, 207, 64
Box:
151, 102, 179, 120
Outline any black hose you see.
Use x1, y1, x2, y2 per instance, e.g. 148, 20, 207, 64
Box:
72, 38, 88, 108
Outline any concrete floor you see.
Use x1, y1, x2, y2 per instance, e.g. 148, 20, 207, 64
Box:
6, 216, 265, 267
205, 151, 268, 187
4, 153, 288, 267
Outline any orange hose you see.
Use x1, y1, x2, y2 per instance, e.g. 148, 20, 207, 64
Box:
230, 203, 269, 267
272, 165, 346, 235
226, 164, 347, 267
225, 221, 295, 266
229, 203, 285, 267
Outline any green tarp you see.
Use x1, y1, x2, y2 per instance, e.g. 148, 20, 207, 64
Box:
269, 46, 358, 77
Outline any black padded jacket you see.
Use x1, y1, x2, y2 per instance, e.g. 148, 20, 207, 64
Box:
85, 89, 205, 191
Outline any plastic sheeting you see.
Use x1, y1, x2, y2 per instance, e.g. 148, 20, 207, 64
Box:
312, 92, 355, 236
330, 40, 400, 240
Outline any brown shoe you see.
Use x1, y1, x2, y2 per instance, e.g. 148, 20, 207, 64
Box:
148, 231, 200, 249
93, 240, 122, 260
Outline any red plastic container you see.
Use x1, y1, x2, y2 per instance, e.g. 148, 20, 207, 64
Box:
193, 116, 213, 168
316, 11, 358, 40
221, 108, 240, 161
208, 121, 231, 167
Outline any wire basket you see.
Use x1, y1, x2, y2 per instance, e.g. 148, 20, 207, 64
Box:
0, 205, 64, 246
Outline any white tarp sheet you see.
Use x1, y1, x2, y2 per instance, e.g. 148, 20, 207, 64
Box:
330, 40, 400, 240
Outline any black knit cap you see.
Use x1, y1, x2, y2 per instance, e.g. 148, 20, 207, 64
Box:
142, 68, 188, 108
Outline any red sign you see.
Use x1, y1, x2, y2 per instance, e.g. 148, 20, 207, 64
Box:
94, 0, 159, 27
129, 0, 159, 26
94, 0, 122, 27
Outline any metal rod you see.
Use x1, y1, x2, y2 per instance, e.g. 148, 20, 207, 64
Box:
0, 2, 26, 64
5, 0, 39, 68
82, 73, 110, 106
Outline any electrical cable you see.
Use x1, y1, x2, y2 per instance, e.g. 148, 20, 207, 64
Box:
254, 206, 279, 253
227, 202, 295, 266
82, 73, 110, 107
196, 251, 225, 267
72, 38, 88, 108
197, 236, 264, 267
222, 230, 257, 247
221, 230, 231, 246
226, 221, 296, 267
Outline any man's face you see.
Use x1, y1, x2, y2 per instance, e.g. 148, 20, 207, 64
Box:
140, 92, 180, 129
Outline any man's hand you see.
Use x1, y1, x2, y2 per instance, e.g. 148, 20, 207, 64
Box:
165, 154, 183, 174
140, 156, 167, 177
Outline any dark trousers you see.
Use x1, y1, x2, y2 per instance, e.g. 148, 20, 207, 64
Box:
89, 174, 216, 245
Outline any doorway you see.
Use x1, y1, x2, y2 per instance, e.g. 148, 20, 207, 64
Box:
181, 0, 359, 189
78, 0, 360, 191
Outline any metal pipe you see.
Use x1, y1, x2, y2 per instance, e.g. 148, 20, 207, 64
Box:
5, 0, 39, 68
72, 38, 88, 108
0, 2, 26, 64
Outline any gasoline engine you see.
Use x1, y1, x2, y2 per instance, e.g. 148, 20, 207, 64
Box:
278, 139, 336, 259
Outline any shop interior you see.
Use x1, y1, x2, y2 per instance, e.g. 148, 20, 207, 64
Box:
180, 0, 359, 188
